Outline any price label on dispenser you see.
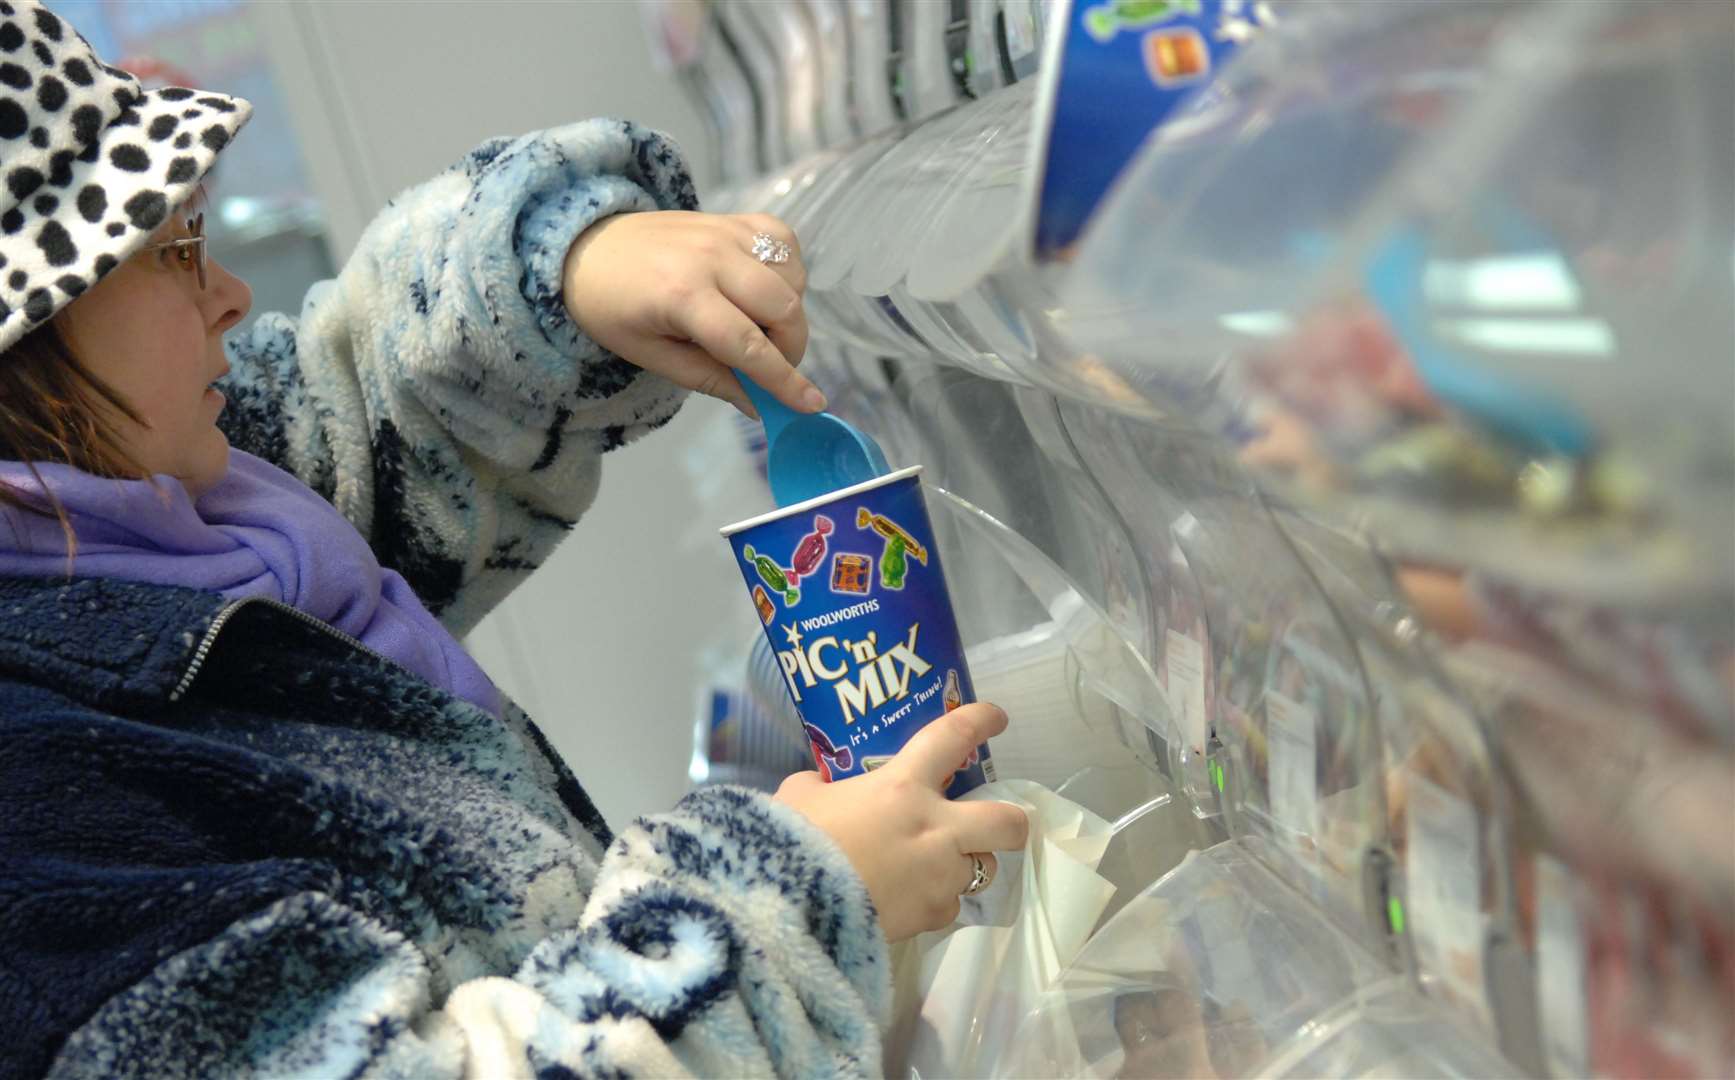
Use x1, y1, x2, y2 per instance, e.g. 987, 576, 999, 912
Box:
1264, 690, 1318, 840
1405, 774, 1492, 1025
1165, 629, 1209, 754
1536, 856, 1590, 1079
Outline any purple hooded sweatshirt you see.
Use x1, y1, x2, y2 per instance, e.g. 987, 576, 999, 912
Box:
0, 449, 499, 715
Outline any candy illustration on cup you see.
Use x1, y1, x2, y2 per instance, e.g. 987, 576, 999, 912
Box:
830, 552, 873, 595
880, 535, 909, 590
786, 514, 834, 585
803, 721, 855, 781
856, 507, 928, 565
752, 584, 776, 625
742, 545, 800, 606
1083, 0, 1201, 43
1144, 26, 1210, 86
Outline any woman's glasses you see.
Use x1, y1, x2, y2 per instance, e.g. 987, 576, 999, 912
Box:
139, 212, 206, 290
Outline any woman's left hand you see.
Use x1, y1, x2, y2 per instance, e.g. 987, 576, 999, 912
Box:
562, 210, 822, 417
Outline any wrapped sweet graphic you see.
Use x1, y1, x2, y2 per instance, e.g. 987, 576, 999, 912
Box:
803, 721, 854, 781
742, 545, 800, 606
788, 515, 834, 582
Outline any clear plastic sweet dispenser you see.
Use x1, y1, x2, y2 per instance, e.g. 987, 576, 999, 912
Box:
672, 0, 1734, 1073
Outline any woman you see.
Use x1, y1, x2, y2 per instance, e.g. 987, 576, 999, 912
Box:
0, 3, 1027, 1075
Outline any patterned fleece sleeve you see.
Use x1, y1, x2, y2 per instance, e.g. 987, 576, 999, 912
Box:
217, 120, 696, 637
48, 788, 892, 1079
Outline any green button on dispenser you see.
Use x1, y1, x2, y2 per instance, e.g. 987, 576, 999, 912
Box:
1388, 896, 1407, 935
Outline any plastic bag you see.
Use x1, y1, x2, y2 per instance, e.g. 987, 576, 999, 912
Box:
886, 780, 1119, 1078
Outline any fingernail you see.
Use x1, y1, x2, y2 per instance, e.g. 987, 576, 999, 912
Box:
802, 385, 828, 412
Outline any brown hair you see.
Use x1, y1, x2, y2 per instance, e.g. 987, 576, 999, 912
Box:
0, 319, 150, 552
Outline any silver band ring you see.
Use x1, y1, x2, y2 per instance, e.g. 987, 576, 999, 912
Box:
751, 232, 792, 265
962, 853, 991, 896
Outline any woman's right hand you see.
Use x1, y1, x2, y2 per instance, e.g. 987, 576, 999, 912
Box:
773, 703, 1029, 943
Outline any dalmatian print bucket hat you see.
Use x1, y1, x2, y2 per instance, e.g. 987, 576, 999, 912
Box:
0, 0, 250, 353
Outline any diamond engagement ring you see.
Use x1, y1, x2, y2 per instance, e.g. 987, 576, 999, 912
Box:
751, 232, 792, 265
963, 853, 991, 896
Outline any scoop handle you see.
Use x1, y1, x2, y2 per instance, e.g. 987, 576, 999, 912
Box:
739, 370, 798, 444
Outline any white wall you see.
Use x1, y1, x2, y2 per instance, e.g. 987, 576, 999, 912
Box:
256, 0, 714, 252
256, 0, 763, 824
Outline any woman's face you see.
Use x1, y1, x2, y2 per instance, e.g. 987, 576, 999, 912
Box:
55, 207, 251, 498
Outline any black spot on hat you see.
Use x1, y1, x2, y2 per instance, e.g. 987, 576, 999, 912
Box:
7, 270, 23, 290
35, 73, 64, 111
76, 183, 104, 222
158, 86, 193, 102
0, 23, 20, 53
0, 98, 24, 138
197, 95, 237, 113
32, 193, 55, 215
94, 254, 116, 276
123, 189, 167, 230
24, 287, 51, 323
111, 86, 134, 109
112, 106, 140, 127
6, 165, 40, 200
35, 220, 75, 267
0, 61, 27, 89
0, 4, 11, 16
26, 125, 43, 148
173, 131, 191, 149
0, 252, 8, 269
61, 57, 91, 86
105, 221, 123, 237
46, 149, 72, 187
180, 108, 201, 120
110, 144, 149, 172
56, 274, 84, 298
0, 208, 20, 234
75, 139, 97, 163
200, 126, 228, 152
33, 7, 61, 41
147, 114, 177, 141
164, 156, 196, 185
31, 41, 51, 67
69, 103, 99, 144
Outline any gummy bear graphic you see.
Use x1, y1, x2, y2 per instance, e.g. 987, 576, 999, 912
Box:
743, 545, 799, 606
803, 721, 855, 781
880, 535, 908, 590
1083, 0, 1200, 42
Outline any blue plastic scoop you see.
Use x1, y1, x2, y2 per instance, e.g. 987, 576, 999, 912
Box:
739, 372, 891, 507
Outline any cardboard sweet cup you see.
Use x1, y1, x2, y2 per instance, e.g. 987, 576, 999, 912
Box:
721, 466, 995, 798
